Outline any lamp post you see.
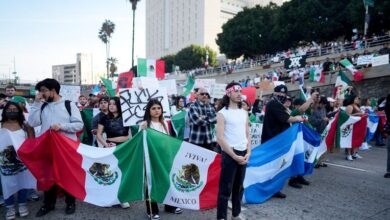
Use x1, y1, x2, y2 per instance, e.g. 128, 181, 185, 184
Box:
130, 0, 140, 69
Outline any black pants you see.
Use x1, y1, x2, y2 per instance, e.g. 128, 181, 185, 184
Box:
387, 137, 390, 172
43, 184, 75, 208
217, 149, 247, 219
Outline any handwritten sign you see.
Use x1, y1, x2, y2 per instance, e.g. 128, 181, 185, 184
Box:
210, 83, 227, 99
194, 79, 216, 92
60, 85, 80, 103
357, 55, 373, 66
119, 88, 171, 126
371, 54, 389, 67
159, 79, 177, 95
250, 123, 263, 148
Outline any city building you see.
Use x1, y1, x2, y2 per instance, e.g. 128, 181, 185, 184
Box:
146, 0, 288, 59
52, 53, 95, 85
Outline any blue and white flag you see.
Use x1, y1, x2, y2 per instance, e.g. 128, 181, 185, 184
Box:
366, 111, 379, 142
243, 123, 320, 204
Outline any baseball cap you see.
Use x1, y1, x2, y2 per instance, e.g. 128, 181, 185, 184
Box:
274, 85, 288, 94
11, 96, 27, 104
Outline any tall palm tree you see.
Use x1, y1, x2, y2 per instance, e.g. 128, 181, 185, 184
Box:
98, 19, 115, 78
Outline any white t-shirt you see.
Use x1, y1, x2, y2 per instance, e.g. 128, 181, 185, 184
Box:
150, 121, 168, 135
218, 107, 248, 151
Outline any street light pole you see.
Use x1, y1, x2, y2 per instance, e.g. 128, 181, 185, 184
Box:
130, 0, 139, 69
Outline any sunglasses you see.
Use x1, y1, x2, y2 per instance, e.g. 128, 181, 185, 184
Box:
199, 93, 209, 96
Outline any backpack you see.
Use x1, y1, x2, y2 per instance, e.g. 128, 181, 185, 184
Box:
40, 100, 72, 121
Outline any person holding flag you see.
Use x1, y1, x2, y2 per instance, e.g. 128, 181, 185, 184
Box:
216, 82, 251, 220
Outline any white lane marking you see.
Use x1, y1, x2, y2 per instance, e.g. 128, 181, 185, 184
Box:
326, 162, 373, 173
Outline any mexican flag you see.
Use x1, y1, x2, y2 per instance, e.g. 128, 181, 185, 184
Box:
18, 130, 145, 206
336, 111, 367, 148
309, 65, 325, 83
339, 59, 364, 81
80, 108, 100, 145
318, 113, 339, 158
183, 74, 195, 97
100, 77, 117, 97
334, 70, 351, 99
138, 58, 165, 80
145, 129, 221, 209
171, 111, 186, 140
272, 70, 279, 81
0, 129, 36, 200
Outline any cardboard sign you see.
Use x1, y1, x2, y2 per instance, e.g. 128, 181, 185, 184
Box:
371, 54, 389, 67
210, 83, 227, 99
258, 80, 274, 91
194, 79, 216, 92
159, 79, 177, 95
119, 88, 170, 126
132, 77, 159, 89
60, 85, 81, 103
250, 123, 263, 148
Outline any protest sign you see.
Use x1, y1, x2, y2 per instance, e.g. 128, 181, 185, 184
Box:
159, 79, 177, 95
210, 83, 227, 99
250, 123, 263, 148
60, 85, 80, 103
119, 88, 170, 126
132, 77, 159, 89
357, 55, 373, 65
194, 79, 216, 92
371, 54, 389, 67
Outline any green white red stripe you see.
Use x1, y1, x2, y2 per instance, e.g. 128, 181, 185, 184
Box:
101, 77, 117, 97
309, 65, 325, 83
339, 59, 364, 81
138, 58, 165, 79
145, 129, 221, 209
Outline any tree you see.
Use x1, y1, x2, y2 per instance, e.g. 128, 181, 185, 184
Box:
98, 20, 115, 78
174, 45, 218, 71
160, 54, 175, 73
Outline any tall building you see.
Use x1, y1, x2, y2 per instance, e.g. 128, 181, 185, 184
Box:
146, 0, 288, 59
52, 64, 77, 84
52, 53, 95, 85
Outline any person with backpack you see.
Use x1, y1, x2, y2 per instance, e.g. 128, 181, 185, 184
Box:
28, 78, 83, 217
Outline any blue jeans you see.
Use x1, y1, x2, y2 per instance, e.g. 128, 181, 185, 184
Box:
5, 189, 28, 208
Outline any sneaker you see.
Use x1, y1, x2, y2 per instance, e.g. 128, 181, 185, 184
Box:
272, 191, 286, 199
296, 176, 310, 185
120, 202, 130, 209
28, 191, 39, 202
174, 207, 183, 214
36, 206, 54, 217
352, 153, 363, 159
288, 179, 302, 189
65, 204, 75, 215
346, 155, 353, 161
18, 205, 29, 217
6, 207, 16, 220
384, 173, 390, 178
232, 213, 247, 220
147, 214, 161, 220
320, 162, 328, 167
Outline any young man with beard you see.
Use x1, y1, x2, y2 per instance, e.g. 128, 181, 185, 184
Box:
216, 82, 251, 220
261, 85, 304, 199
28, 78, 83, 217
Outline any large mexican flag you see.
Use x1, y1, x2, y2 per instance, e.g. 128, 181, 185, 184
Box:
18, 131, 145, 206
17, 128, 220, 209
138, 58, 165, 80
145, 129, 221, 209
335, 111, 367, 148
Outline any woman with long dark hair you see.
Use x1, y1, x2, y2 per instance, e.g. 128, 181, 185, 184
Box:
1, 102, 35, 220
344, 93, 365, 161
96, 97, 130, 208
140, 99, 182, 220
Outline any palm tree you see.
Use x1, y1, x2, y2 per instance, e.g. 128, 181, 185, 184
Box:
108, 57, 118, 78
98, 20, 115, 78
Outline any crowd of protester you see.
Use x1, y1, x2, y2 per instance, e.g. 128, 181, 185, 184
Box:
0, 76, 389, 220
